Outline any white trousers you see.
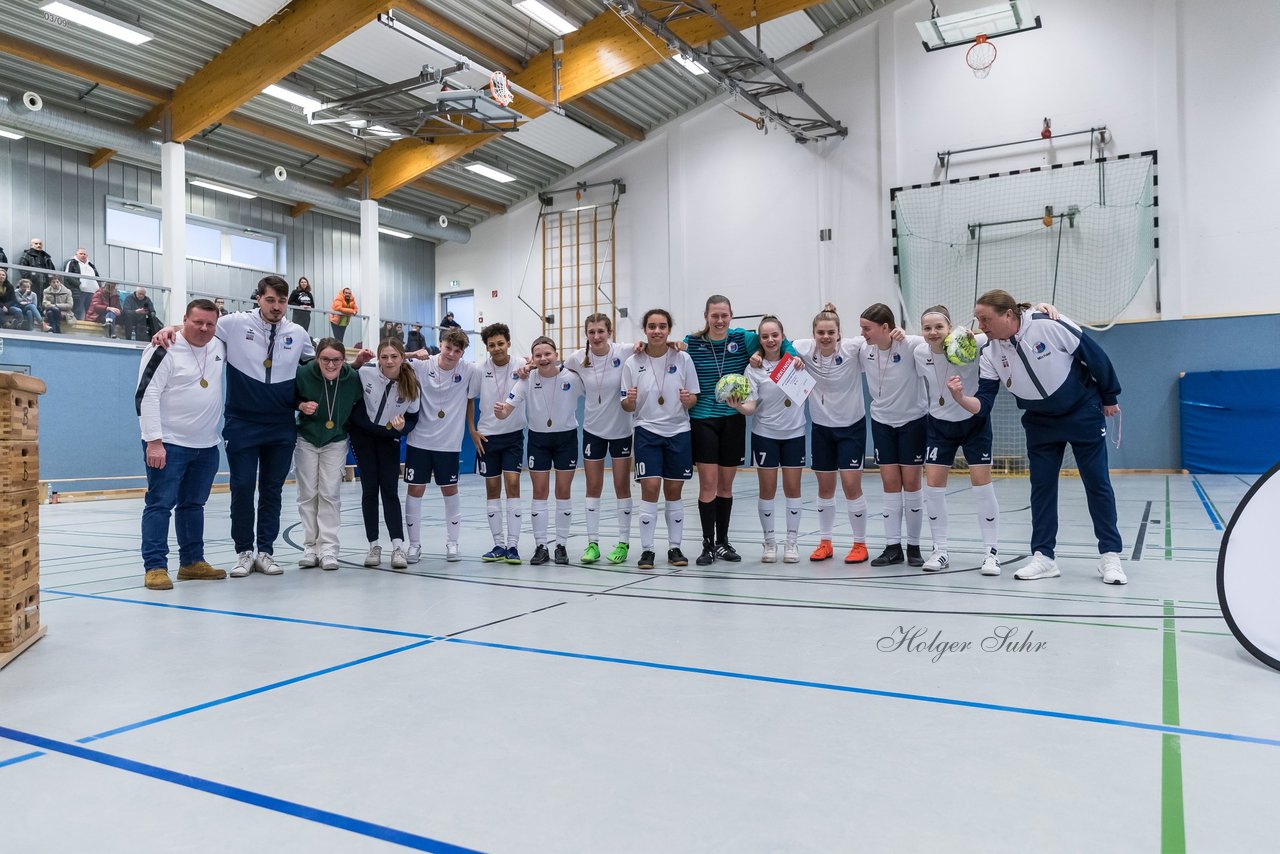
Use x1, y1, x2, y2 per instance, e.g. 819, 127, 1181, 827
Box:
295, 438, 348, 556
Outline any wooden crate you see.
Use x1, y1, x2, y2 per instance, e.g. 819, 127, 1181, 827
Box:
0, 586, 39, 652
0, 538, 38, 599
0, 489, 39, 547
0, 373, 47, 443
0, 441, 39, 493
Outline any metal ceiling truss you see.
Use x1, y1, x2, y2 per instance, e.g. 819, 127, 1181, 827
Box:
608, 0, 847, 143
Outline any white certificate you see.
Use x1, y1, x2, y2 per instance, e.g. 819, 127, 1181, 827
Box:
769, 354, 815, 404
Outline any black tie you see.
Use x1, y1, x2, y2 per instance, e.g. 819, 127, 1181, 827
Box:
373, 380, 394, 425
265, 323, 277, 368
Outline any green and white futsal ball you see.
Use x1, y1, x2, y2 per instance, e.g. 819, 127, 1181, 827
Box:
944, 330, 978, 366
715, 373, 751, 403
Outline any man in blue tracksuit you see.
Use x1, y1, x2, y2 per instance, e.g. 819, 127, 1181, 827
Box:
951, 289, 1126, 585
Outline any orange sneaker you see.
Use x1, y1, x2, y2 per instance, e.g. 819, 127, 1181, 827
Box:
809, 540, 834, 562
844, 543, 869, 564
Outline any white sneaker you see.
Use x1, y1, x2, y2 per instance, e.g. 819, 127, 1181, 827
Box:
922, 550, 949, 572
391, 547, 408, 569
364, 545, 382, 567
445, 542, 460, 562
319, 553, 339, 571
1014, 552, 1060, 581
1099, 552, 1128, 585
407, 544, 422, 564
783, 542, 800, 563
230, 551, 254, 578
761, 541, 777, 563
980, 551, 1001, 576
254, 552, 282, 575
298, 550, 319, 568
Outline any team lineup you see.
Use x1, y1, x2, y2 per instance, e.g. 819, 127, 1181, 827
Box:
135, 276, 1128, 590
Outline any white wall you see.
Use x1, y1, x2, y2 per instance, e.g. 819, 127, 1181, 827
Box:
439, 0, 1280, 352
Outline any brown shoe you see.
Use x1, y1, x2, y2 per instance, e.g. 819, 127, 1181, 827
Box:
145, 568, 174, 590
178, 561, 227, 581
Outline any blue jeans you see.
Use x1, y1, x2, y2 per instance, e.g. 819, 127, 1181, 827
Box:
225, 419, 296, 554
141, 442, 220, 570
17, 304, 39, 329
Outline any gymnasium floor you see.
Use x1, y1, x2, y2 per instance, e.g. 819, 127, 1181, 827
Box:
3, 472, 1277, 852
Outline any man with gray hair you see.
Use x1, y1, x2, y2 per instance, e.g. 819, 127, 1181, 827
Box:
18, 237, 54, 302
64, 247, 100, 319
122, 286, 157, 341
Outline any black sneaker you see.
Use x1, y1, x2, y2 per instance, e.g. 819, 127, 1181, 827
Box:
668, 547, 688, 567
906, 544, 924, 567
696, 540, 716, 566
554, 544, 569, 565
870, 544, 905, 566
530, 544, 551, 565
638, 549, 656, 569
714, 541, 741, 563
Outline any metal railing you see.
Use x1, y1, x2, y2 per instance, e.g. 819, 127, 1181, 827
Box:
0, 261, 171, 343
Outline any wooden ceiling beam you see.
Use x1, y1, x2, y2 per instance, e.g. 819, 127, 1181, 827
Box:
0, 33, 169, 102
569, 98, 645, 142
412, 177, 506, 216
399, 1, 527, 73
87, 148, 116, 169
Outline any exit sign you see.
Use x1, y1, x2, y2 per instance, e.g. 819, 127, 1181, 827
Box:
449, 279, 460, 289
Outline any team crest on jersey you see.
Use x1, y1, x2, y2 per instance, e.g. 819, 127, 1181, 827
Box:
561, 382, 572, 391
727, 342, 739, 353
835, 356, 843, 365
612, 358, 621, 368
1035, 342, 1046, 353
892, 353, 901, 363
453, 374, 462, 383
283, 336, 293, 349
667, 364, 678, 374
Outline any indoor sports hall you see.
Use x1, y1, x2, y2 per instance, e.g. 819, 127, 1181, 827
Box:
1, 1, 1278, 853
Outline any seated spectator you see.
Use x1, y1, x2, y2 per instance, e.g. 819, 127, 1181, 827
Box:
122, 286, 158, 340
14, 278, 40, 330
86, 281, 123, 337
406, 322, 426, 353
42, 276, 75, 334
214, 297, 229, 317
0, 271, 23, 327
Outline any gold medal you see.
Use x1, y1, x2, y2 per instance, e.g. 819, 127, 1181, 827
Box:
263, 358, 272, 368
939, 396, 945, 406
386, 421, 394, 430
437, 409, 446, 419
784, 399, 793, 407
199, 379, 208, 388
658, 396, 665, 406
325, 420, 334, 429
547, 418, 553, 428
1006, 378, 1013, 389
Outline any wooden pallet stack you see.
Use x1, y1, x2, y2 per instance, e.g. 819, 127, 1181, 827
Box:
0, 373, 47, 669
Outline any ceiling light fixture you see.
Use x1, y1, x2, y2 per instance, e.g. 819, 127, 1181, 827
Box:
464, 163, 517, 184
190, 179, 258, 199
41, 1, 153, 46
513, 0, 578, 36
263, 84, 324, 115
378, 226, 414, 239
0, 128, 25, 140
670, 54, 709, 76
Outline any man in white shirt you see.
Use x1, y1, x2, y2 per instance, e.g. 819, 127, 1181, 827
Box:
136, 299, 228, 591
64, 247, 100, 320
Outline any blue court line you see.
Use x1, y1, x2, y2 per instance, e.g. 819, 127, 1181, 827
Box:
0, 638, 439, 770
0, 724, 481, 854
1190, 477, 1223, 530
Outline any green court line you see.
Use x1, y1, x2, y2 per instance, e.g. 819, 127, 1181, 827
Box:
1178, 629, 1232, 638
1162, 599, 1186, 853
1165, 477, 1173, 560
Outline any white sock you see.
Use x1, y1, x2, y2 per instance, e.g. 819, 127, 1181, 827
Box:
882, 492, 903, 545
816, 498, 835, 540
639, 500, 658, 550
556, 503, 572, 547
391, 538, 403, 550
405, 494, 423, 545
617, 498, 633, 544
903, 489, 924, 545
444, 493, 462, 544
487, 499, 503, 546
585, 497, 600, 542
973, 482, 1000, 553
531, 499, 549, 546
924, 486, 948, 552
757, 497, 776, 543
786, 497, 803, 543
368, 540, 379, 549
665, 500, 684, 549
506, 502, 522, 549
847, 495, 868, 542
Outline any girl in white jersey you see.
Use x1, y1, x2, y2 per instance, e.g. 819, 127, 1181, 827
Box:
497, 336, 585, 566
563, 313, 635, 566
858, 303, 928, 567
914, 305, 1001, 575
621, 309, 700, 570
469, 323, 527, 565
728, 316, 808, 563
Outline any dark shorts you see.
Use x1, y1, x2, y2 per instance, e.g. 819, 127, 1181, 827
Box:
810, 420, 867, 472
871, 417, 927, 467
583, 429, 633, 462
404, 446, 460, 486
527, 429, 578, 472
926, 415, 993, 467
751, 433, 806, 469
691, 413, 746, 467
634, 426, 693, 481
477, 429, 524, 477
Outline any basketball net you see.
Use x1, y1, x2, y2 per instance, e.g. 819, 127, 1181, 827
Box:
489, 71, 514, 107
966, 35, 996, 79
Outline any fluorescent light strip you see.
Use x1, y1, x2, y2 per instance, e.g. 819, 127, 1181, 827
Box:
0, 129, 24, 140
41, 1, 152, 46
190, 179, 257, 200
262, 84, 324, 115
671, 54, 709, 76
513, 0, 578, 36
464, 163, 517, 184
378, 227, 413, 239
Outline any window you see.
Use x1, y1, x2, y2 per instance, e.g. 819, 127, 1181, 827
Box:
229, 233, 276, 271
105, 197, 284, 273
105, 205, 160, 251
186, 223, 222, 262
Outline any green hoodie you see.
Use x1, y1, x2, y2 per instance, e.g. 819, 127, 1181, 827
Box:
294, 361, 362, 447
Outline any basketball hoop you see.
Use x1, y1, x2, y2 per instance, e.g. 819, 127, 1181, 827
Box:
966, 35, 997, 79
488, 71, 514, 107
